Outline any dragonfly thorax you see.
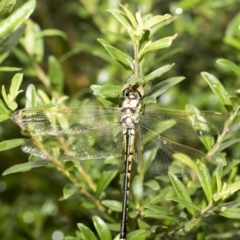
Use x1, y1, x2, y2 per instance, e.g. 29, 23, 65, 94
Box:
120, 84, 143, 129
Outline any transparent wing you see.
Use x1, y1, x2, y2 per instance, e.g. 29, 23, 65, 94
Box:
22, 125, 124, 161
137, 126, 222, 177
11, 106, 121, 136
140, 108, 227, 139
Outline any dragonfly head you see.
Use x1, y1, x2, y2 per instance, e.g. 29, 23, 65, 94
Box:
122, 83, 144, 100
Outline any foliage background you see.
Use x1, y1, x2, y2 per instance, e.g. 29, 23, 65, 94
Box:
0, 0, 240, 239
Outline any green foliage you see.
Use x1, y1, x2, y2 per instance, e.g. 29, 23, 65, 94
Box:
0, 1, 240, 240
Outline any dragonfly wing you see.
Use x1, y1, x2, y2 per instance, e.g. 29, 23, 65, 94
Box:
138, 127, 220, 178
11, 106, 121, 136
140, 108, 227, 139
22, 126, 124, 162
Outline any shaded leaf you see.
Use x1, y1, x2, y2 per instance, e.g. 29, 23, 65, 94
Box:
168, 173, 196, 215
97, 38, 133, 71
142, 77, 185, 104
96, 170, 118, 197
143, 204, 184, 221
145, 64, 175, 82
91, 84, 122, 98
167, 196, 200, 211
48, 55, 64, 94
131, 175, 143, 205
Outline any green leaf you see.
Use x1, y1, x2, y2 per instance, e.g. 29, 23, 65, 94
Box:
63, 184, 79, 199
143, 204, 183, 221
97, 38, 133, 71
131, 175, 143, 205
10, 73, 23, 97
101, 200, 122, 212
143, 14, 172, 29
0, 67, 22, 72
168, 173, 196, 215
119, 4, 137, 28
91, 84, 122, 99
142, 119, 176, 145
48, 55, 64, 93
167, 196, 200, 211
0, 98, 10, 116
224, 37, 240, 50
0, 0, 36, 38
2, 161, 48, 175
142, 77, 185, 104
219, 208, 240, 219
127, 229, 147, 240
77, 223, 97, 240
226, 181, 240, 195
25, 84, 37, 108
196, 161, 212, 203
0, 138, 25, 151
92, 216, 111, 240
144, 180, 160, 191
107, 8, 134, 40
0, 0, 16, 17
185, 104, 214, 151
139, 34, 177, 58
96, 170, 118, 197
217, 59, 240, 76
201, 72, 232, 112
144, 64, 175, 82
3, 73, 23, 110
38, 29, 68, 39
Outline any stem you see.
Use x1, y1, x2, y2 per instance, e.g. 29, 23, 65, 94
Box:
208, 106, 240, 157
133, 43, 139, 77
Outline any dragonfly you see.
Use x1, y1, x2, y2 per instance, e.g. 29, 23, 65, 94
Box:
11, 83, 227, 240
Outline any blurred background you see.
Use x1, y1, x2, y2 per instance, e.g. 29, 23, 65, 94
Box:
0, 0, 240, 239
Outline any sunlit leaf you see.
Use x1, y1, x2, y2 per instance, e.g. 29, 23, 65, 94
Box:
77, 223, 97, 240
127, 229, 147, 240
197, 161, 212, 203
2, 161, 48, 175
101, 200, 122, 212
0, 138, 25, 151
143, 14, 172, 29
0, 0, 36, 38
63, 184, 79, 199
25, 84, 37, 108
217, 59, 240, 76
201, 72, 232, 112
92, 216, 111, 240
